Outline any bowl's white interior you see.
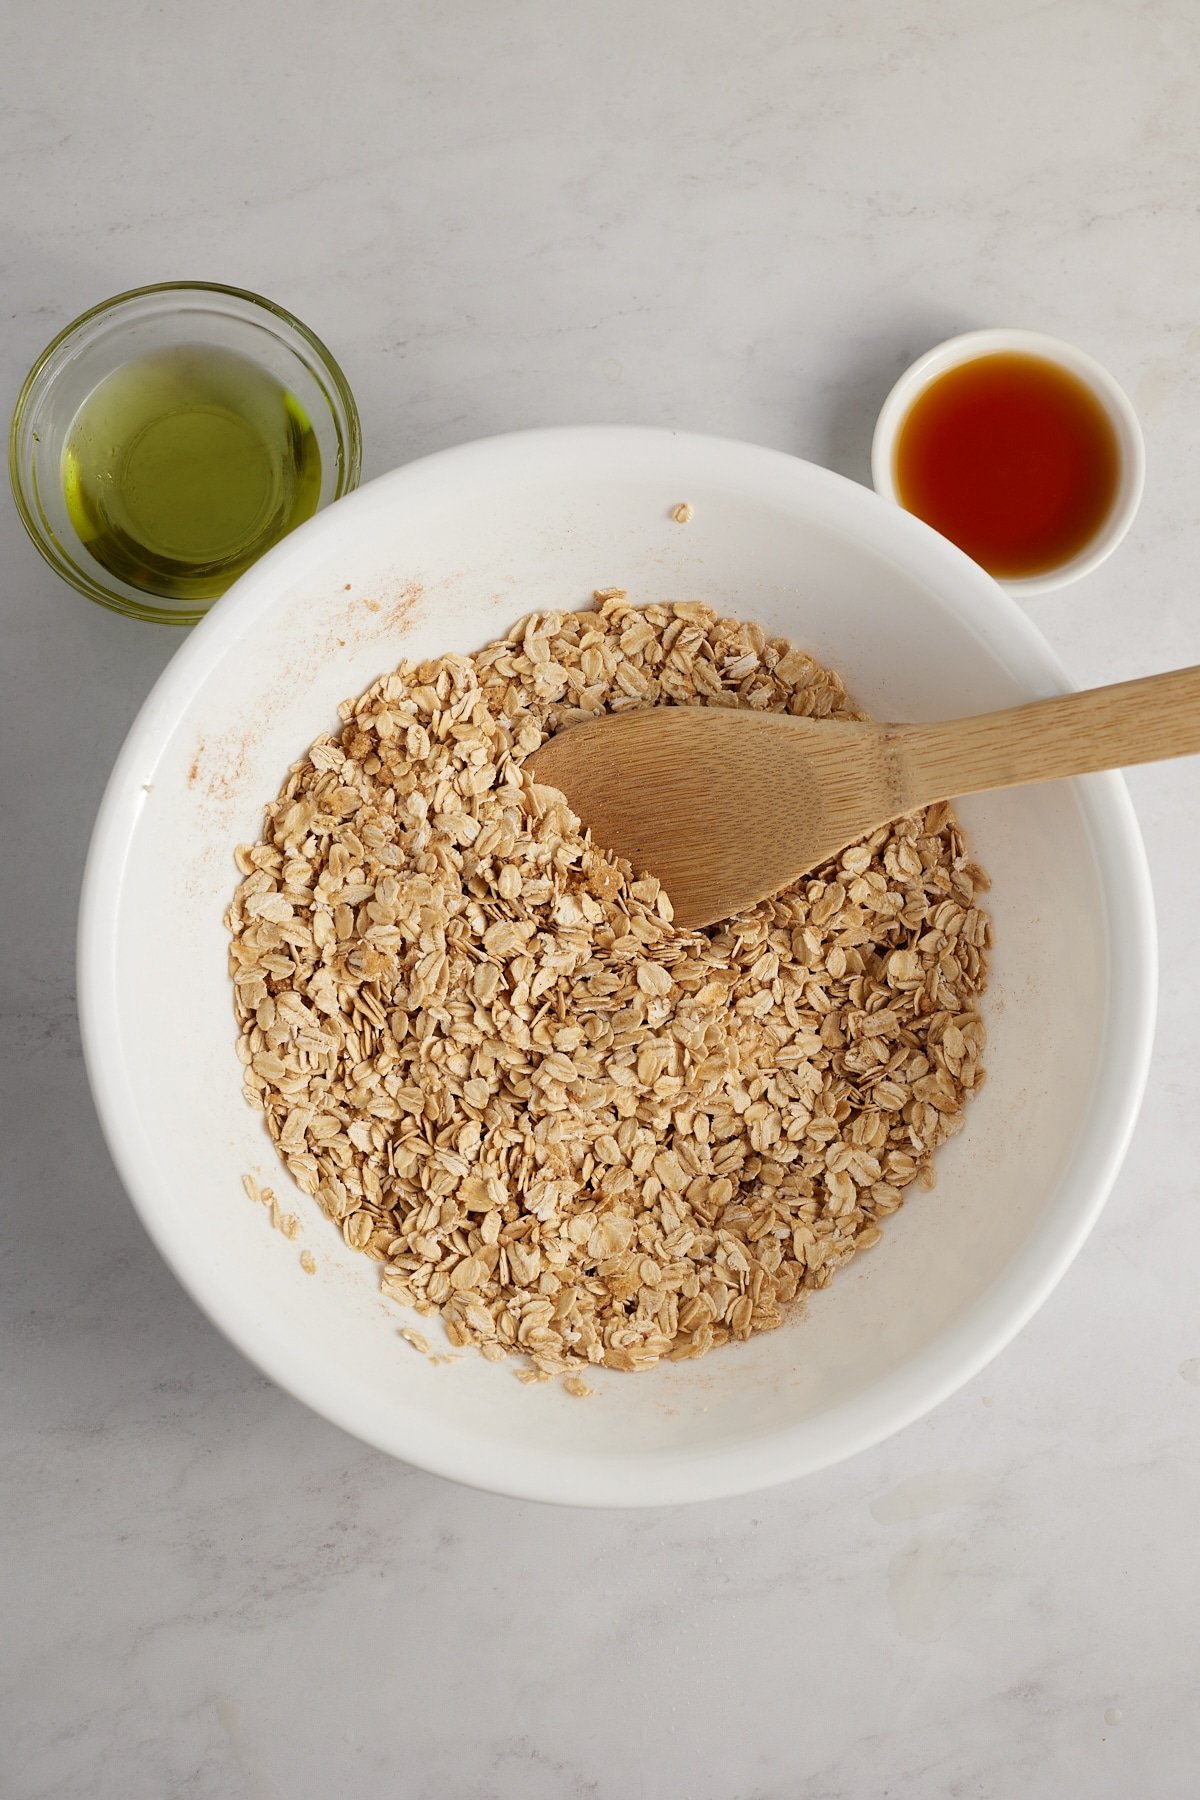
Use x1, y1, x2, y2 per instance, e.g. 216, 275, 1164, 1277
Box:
80, 428, 1155, 1505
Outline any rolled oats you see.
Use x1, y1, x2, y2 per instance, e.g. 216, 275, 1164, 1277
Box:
227, 599, 989, 1377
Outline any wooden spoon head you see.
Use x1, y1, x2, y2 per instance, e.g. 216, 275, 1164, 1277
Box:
527, 706, 898, 929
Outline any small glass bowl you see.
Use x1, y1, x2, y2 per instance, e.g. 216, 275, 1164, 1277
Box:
9, 281, 363, 625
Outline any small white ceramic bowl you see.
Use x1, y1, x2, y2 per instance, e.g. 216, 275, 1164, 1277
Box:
79, 427, 1156, 1506
871, 329, 1145, 596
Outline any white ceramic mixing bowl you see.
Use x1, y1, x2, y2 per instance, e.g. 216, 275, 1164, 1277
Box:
78, 427, 1156, 1506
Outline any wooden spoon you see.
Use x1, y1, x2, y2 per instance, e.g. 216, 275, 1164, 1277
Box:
527, 665, 1200, 930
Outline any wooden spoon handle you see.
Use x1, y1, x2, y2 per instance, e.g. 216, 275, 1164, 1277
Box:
895, 663, 1200, 805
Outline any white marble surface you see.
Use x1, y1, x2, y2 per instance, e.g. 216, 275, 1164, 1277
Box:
4, 2, 1200, 1795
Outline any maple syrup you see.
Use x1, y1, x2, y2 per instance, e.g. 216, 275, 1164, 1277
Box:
893, 352, 1121, 580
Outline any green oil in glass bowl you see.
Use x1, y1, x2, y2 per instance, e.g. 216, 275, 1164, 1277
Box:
62, 344, 323, 604
10, 282, 362, 623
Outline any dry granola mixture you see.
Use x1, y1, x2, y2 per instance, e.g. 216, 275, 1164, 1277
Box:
227, 597, 989, 1375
